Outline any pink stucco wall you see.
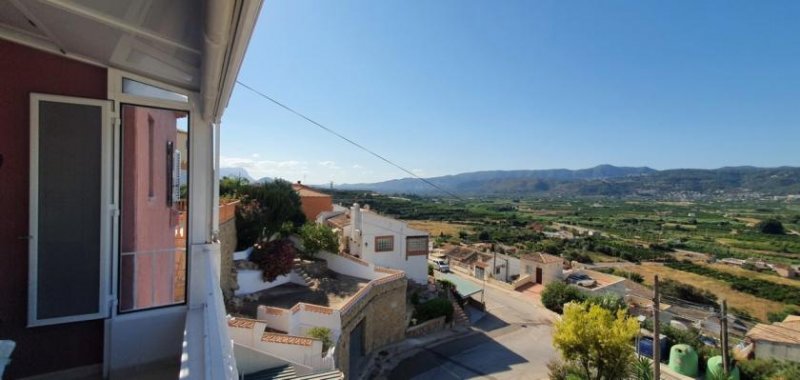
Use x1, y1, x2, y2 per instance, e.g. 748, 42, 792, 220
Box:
119, 105, 186, 311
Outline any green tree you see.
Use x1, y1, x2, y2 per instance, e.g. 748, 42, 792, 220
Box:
757, 219, 785, 235
300, 223, 339, 258
220, 176, 249, 198
541, 282, 587, 314
235, 179, 306, 249
552, 302, 639, 380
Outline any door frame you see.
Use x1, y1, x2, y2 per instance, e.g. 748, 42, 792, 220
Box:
28, 93, 113, 327
104, 68, 196, 377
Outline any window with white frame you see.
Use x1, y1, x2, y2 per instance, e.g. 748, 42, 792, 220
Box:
375, 236, 394, 252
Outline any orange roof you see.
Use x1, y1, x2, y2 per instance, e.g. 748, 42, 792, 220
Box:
292, 183, 331, 198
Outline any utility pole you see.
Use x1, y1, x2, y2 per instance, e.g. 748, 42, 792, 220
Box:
492, 249, 498, 281
720, 300, 730, 375
653, 275, 661, 380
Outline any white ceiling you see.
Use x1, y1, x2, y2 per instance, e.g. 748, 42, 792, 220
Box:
0, 0, 206, 91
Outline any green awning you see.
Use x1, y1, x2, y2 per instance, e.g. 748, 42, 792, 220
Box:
436, 272, 483, 298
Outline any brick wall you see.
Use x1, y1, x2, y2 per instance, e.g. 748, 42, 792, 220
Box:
336, 276, 406, 378
219, 216, 237, 299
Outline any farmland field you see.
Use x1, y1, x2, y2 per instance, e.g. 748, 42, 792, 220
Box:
623, 263, 785, 321
407, 220, 472, 237
330, 189, 800, 320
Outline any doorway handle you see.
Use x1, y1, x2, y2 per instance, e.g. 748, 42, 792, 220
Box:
17, 235, 33, 240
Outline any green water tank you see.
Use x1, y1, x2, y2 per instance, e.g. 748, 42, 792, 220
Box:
668, 344, 699, 377
706, 356, 740, 380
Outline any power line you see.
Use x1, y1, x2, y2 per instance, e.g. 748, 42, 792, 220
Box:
235, 80, 465, 201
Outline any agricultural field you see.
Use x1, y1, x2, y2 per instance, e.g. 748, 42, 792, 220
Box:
331, 190, 800, 320
622, 263, 786, 321
406, 220, 471, 237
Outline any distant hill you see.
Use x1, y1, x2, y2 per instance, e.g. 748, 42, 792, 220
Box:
336, 165, 800, 198
220, 167, 255, 182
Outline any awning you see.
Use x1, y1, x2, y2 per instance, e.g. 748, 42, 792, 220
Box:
436, 272, 483, 298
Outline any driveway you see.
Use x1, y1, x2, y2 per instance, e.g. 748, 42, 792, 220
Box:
389, 272, 559, 380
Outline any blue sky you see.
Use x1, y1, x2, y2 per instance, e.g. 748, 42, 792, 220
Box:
221, 1, 800, 184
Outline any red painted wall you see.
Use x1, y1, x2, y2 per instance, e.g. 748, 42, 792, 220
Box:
0, 39, 106, 379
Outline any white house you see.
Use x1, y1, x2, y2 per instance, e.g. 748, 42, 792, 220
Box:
520, 252, 564, 285
745, 316, 800, 362
323, 204, 429, 284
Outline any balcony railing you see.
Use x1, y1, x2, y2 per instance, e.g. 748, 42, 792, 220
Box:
180, 243, 238, 380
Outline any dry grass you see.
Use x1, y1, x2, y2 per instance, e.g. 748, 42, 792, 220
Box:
734, 217, 761, 227
407, 220, 472, 237
623, 262, 785, 321
705, 263, 800, 288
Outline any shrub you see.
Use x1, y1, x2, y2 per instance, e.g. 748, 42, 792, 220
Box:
300, 223, 338, 258
436, 279, 455, 290
413, 298, 454, 323
737, 359, 800, 380
305, 327, 333, 353
767, 305, 800, 323
251, 239, 296, 282
428, 263, 434, 276
541, 282, 586, 314
586, 293, 627, 315
410, 291, 420, 305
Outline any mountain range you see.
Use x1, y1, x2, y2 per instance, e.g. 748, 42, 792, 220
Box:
220, 165, 800, 198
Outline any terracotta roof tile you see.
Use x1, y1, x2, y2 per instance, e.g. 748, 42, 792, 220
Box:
292, 183, 331, 198
261, 333, 315, 346
227, 318, 257, 329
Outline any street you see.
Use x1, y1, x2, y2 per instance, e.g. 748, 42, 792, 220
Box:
388, 272, 559, 380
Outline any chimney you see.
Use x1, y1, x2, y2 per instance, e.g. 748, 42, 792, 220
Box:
351, 203, 362, 240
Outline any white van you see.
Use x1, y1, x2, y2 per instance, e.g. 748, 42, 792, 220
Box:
429, 258, 450, 273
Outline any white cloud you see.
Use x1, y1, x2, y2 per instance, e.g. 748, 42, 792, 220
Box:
411, 168, 425, 176
318, 160, 341, 170
220, 156, 308, 180
352, 164, 363, 169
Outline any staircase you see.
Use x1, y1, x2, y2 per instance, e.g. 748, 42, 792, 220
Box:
451, 299, 470, 326
292, 261, 316, 287
244, 365, 343, 380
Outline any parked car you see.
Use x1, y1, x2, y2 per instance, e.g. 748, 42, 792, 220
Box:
566, 273, 596, 287
429, 259, 450, 273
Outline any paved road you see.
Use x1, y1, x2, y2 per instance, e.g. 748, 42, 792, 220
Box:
388, 272, 558, 380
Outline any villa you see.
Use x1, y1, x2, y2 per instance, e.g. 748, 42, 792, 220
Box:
321, 203, 430, 284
